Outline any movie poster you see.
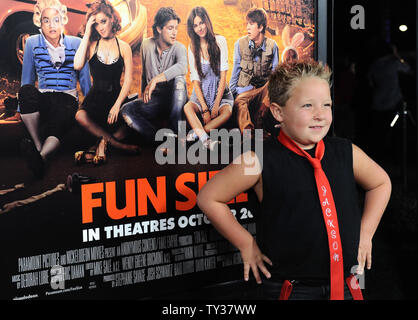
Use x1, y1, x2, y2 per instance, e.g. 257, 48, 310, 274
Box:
0, 0, 316, 300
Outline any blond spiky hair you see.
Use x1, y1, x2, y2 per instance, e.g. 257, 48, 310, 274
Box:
268, 60, 332, 107
33, 0, 68, 28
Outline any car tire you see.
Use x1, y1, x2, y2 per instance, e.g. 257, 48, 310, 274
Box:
8, 20, 39, 67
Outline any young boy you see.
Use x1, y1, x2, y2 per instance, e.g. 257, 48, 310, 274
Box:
229, 8, 279, 134
197, 61, 392, 300
120, 7, 188, 145
18, 0, 91, 178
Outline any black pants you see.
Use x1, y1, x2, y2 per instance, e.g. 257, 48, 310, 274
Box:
258, 279, 354, 300
18, 84, 78, 140
120, 77, 187, 143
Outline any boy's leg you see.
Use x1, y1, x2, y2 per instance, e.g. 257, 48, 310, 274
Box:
41, 92, 78, 160
234, 90, 258, 134
18, 85, 44, 151
168, 76, 187, 133
40, 136, 60, 161
18, 85, 52, 177
120, 95, 165, 144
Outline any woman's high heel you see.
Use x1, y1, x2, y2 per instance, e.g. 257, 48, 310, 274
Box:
74, 143, 98, 165
93, 137, 109, 166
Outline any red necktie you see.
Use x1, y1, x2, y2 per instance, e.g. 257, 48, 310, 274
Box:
277, 130, 345, 300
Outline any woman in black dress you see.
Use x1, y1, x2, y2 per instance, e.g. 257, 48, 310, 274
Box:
74, 0, 139, 165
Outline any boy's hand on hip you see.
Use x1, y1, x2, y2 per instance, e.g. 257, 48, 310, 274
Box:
240, 239, 272, 284
357, 238, 372, 275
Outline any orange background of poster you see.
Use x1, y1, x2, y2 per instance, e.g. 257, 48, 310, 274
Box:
0, 0, 315, 109
134, 0, 315, 96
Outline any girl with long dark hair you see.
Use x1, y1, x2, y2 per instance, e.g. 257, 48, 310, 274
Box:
184, 6, 233, 150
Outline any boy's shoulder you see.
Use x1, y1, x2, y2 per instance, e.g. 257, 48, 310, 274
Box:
172, 40, 187, 52
324, 135, 352, 147
233, 35, 249, 49
262, 134, 353, 155
264, 36, 278, 47
324, 135, 353, 160
26, 34, 42, 46
26, 34, 81, 46
141, 38, 186, 52
236, 35, 249, 44
262, 135, 283, 152
140, 37, 155, 52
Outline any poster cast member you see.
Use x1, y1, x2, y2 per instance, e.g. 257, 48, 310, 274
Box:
233, 82, 275, 139
18, 0, 91, 178
197, 61, 391, 300
120, 7, 187, 147
229, 8, 279, 134
235, 46, 301, 140
183, 7, 233, 150
74, 0, 140, 165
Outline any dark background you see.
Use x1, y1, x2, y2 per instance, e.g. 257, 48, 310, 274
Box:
331, 0, 418, 300
332, 0, 416, 159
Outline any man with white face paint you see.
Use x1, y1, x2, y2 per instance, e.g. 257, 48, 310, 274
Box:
120, 7, 188, 147
18, 0, 91, 178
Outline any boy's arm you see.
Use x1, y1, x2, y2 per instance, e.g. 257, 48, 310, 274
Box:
352, 144, 392, 273
234, 83, 268, 133
230, 40, 255, 95
140, 43, 146, 94
19, 37, 36, 113
21, 38, 36, 86
197, 151, 272, 283
143, 43, 187, 103
162, 43, 188, 81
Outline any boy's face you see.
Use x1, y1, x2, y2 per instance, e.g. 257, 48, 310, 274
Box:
271, 77, 333, 150
41, 8, 63, 44
246, 19, 263, 41
158, 19, 179, 46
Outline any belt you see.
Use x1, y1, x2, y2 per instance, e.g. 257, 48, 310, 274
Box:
279, 275, 364, 300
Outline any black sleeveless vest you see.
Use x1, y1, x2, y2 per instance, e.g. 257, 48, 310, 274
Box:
258, 136, 361, 281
